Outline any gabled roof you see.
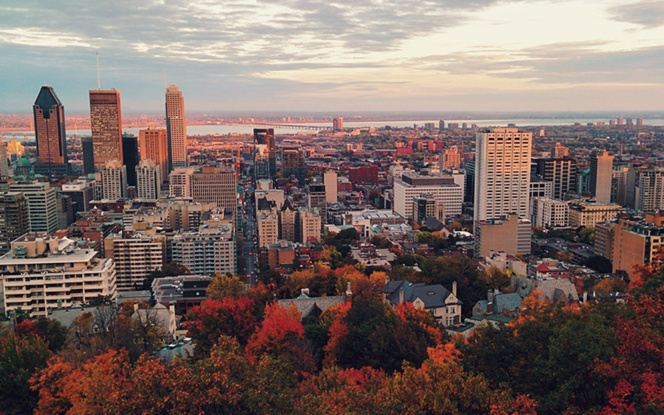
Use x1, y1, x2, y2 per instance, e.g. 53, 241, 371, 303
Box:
410, 284, 452, 308
536, 263, 551, 272
494, 292, 523, 313
277, 296, 347, 320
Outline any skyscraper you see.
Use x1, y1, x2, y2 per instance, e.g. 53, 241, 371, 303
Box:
89, 90, 122, 168
136, 159, 162, 200
474, 127, 532, 223
333, 117, 344, 131
165, 85, 188, 171
99, 160, 127, 200
33, 86, 69, 176
254, 129, 275, 181
81, 137, 95, 175
590, 150, 614, 204
139, 128, 168, 184
122, 133, 139, 187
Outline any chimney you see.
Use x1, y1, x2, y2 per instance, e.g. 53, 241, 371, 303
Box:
346, 281, 353, 297
399, 287, 404, 304
452, 281, 457, 297
169, 302, 175, 314
583, 292, 588, 303
133, 301, 139, 313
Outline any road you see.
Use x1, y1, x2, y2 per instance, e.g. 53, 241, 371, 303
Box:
242, 184, 259, 285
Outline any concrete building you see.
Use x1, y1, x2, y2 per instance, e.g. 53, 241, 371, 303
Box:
33, 86, 69, 176
9, 181, 57, 234
475, 214, 532, 258
612, 166, 636, 207
267, 240, 296, 270
393, 173, 462, 221
324, 170, 338, 203
333, 117, 344, 131
255, 189, 285, 211
279, 199, 297, 242
254, 129, 275, 181
412, 194, 445, 225
533, 157, 577, 200
139, 128, 169, 184
136, 159, 162, 200
156, 199, 215, 231
165, 85, 188, 170
532, 197, 569, 228
60, 180, 95, 216
257, 210, 279, 248
171, 224, 236, 276
82, 137, 95, 175
104, 233, 164, 290
89, 89, 123, 168
299, 207, 321, 243
0, 192, 28, 255
169, 167, 195, 198
552, 143, 569, 158
281, 146, 305, 176
122, 133, 139, 188
0, 235, 116, 317
191, 167, 237, 217
440, 146, 461, 170
590, 150, 614, 204
307, 182, 327, 226
475, 128, 532, 223
99, 160, 127, 200
635, 167, 664, 213
568, 201, 622, 227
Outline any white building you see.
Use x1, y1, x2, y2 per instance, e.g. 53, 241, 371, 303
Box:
257, 210, 279, 248
0, 235, 116, 317
9, 181, 57, 233
474, 128, 532, 223
299, 207, 321, 243
99, 159, 127, 200
324, 170, 338, 203
393, 173, 462, 221
104, 233, 164, 290
171, 224, 236, 276
635, 167, 664, 213
532, 197, 569, 228
136, 159, 162, 200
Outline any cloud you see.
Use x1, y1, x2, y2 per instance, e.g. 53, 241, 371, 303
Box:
609, 1, 664, 28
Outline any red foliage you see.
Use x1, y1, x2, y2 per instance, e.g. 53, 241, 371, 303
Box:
15, 320, 40, 337
186, 297, 257, 354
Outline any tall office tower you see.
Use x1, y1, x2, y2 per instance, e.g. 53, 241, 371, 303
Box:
440, 146, 461, 170
307, 181, 327, 227
281, 146, 305, 176
552, 142, 569, 158
122, 133, 139, 187
0, 192, 28, 255
81, 137, 95, 175
533, 158, 577, 200
169, 167, 195, 198
333, 117, 344, 131
474, 128, 532, 223
254, 129, 275, 181
464, 161, 475, 204
33, 86, 69, 176
139, 128, 168, 184
165, 85, 188, 171
635, 167, 664, 212
191, 167, 237, 216
136, 159, 162, 200
9, 181, 58, 233
439, 120, 445, 130
324, 170, 338, 203
590, 150, 614, 204
618, 116, 624, 125
90, 90, 123, 168
99, 160, 127, 200
0, 141, 9, 178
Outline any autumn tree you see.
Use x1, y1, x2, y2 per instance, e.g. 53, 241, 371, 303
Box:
206, 274, 245, 300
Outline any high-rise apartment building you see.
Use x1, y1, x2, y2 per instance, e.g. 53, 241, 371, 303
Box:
33, 86, 69, 176
532, 158, 577, 201
136, 159, 162, 200
634, 167, 664, 213
99, 160, 127, 200
307, 182, 327, 227
191, 167, 237, 216
552, 143, 569, 158
254, 129, 275, 181
333, 117, 344, 131
531, 197, 569, 228
257, 210, 279, 248
590, 150, 614, 204
281, 146, 305, 176
279, 199, 297, 242
9, 181, 58, 234
324, 170, 338, 203
122, 133, 139, 187
139, 128, 168, 184
169, 167, 195, 198
299, 207, 321, 243
0, 192, 28, 255
89, 89, 123, 168
104, 232, 164, 290
474, 128, 532, 223
171, 225, 236, 276
165, 85, 188, 170
440, 146, 461, 170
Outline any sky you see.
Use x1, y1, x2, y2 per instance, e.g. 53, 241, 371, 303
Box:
2, 0, 664, 113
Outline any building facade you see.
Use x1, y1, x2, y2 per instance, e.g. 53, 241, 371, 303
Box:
136, 159, 162, 200
9, 181, 58, 234
99, 160, 128, 200
0, 192, 28, 255
393, 173, 462, 221
165, 85, 188, 170
104, 233, 164, 290
590, 150, 614, 204
139, 128, 169, 184
172, 225, 236, 276
89, 89, 123, 168
33, 86, 69, 176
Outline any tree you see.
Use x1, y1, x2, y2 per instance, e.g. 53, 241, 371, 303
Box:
186, 298, 258, 355
582, 255, 613, 274
579, 226, 595, 245
0, 333, 51, 415
206, 274, 245, 300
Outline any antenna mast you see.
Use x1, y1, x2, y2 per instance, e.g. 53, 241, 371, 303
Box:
96, 52, 101, 89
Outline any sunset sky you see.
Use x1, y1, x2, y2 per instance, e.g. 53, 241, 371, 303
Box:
2, 0, 664, 113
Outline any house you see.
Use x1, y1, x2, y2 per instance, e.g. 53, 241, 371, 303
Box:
132, 302, 179, 341
277, 289, 349, 321
472, 289, 523, 316
382, 279, 462, 326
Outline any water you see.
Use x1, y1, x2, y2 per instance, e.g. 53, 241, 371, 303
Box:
4, 117, 664, 141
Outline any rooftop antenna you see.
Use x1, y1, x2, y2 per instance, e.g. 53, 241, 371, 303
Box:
96, 52, 101, 89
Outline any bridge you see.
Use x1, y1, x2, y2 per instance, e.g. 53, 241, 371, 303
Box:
217, 121, 329, 131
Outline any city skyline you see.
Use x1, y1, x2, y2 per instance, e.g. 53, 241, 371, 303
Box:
2, 1, 664, 113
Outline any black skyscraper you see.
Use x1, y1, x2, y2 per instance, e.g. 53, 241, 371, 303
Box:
82, 137, 95, 175
122, 133, 139, 187
254, 128, 275, 182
